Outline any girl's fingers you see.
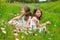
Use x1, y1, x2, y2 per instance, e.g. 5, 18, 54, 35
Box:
46, 21, 51, 25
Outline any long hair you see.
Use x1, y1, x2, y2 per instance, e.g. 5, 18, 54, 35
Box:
23, 6, 32, 16
33, 8, 42, 20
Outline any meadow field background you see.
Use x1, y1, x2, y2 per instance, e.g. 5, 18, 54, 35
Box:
0, 1, 60, 40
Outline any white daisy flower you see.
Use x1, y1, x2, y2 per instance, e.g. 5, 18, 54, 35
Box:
1, 27, 6, 34
2, 20, 5, 22
35, 34, 37, 36
21, 36, 24, 39
14, 33, 18, 36
1, 27, 5, 30
28, 31, 32, 34
2, 31, 6, 34
16, 38, 19, 40
24, 31, 28, 35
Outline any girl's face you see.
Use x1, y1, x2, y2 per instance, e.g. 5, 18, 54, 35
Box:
21, 8, 25, 14
35, 9, 41, 17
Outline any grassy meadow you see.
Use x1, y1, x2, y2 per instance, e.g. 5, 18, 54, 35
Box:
0, 1, 60, 40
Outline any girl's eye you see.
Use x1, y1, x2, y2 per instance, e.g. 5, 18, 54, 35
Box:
37, 12, 40, 13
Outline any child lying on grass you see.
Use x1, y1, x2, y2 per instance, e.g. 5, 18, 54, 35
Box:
25, 8, 51, 33
8, 6, 32, 33
8, 7, 51, 33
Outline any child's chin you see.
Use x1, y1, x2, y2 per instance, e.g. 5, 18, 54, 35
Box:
37, 16, 40, 17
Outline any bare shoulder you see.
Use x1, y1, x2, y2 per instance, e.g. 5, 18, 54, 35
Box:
32, 17, 38, 22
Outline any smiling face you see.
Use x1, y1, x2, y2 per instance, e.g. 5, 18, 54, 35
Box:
35, 9, 41, 17
33, 8, 42, 20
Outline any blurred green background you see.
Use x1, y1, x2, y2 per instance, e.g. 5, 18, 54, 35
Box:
0, 0, 60, 40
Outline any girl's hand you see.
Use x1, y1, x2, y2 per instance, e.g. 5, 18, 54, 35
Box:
46, 21, 51, 25
41, 21, 51, 26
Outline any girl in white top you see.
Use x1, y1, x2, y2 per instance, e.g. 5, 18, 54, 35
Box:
8, 6, 32, 32
26, 8, 51, 33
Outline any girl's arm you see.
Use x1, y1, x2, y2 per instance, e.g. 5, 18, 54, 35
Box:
33, 17, 51, 27
8, 13, 24, 25
41, 21, 51, 26
36, 21, 42, 27
12, 14, 24, 20
25, 18, 31, 29
36, 21, 51, 28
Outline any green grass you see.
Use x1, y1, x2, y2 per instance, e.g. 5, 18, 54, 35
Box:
0, 1, 60, 40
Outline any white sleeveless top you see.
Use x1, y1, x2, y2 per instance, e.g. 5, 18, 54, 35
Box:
21, 16, 31, 27
29, 19, 37, 31
29, 18, 46, 32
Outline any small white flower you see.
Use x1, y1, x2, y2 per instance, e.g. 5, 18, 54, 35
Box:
14, 33, 18, 36
24, 31, 28, 35
35, 34, 37, 36
21, 36, 24, 39
28, 31, 32, 34
2, 20, 5, 22
2, 31, 6, 34
1, 27, 6, 34
39, 29, 42, 33
1, 27, 5, 30
16, 38, 19, 40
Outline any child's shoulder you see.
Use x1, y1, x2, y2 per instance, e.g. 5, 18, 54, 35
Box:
32, 16, 37, 19
32, 16, 38, 22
